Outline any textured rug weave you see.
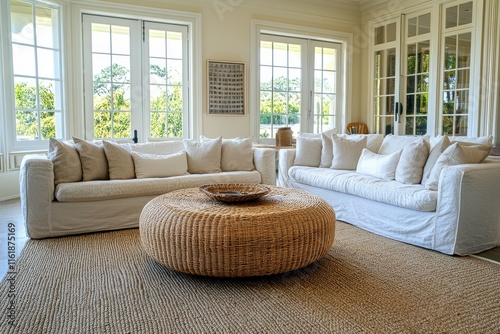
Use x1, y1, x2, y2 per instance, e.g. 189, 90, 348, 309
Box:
1, 222, 500, 333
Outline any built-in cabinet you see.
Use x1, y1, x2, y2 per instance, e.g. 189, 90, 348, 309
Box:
368, 0, 479, 137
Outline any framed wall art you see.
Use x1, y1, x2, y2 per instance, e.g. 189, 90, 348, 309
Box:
207, 60, 245, 115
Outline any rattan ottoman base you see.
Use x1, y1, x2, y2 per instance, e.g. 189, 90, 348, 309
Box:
139, 186, 335, 277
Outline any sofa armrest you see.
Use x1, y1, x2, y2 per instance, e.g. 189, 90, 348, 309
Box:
20, 154, 55, 239
277, 149, 296, 187
435, 161, 500, 255
253, 148, 276, 185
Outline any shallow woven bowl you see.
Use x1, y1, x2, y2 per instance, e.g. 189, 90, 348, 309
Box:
199, 183, 271, 203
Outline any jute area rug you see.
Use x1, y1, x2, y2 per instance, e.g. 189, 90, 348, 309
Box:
1, 222, 499, 334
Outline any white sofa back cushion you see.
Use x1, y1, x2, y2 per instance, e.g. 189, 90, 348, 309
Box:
421, 135, 451, 185
395, 137, 430, 184
294, 136, 322, 167
131, 151, 188, 178
131, 141, 184, 155
356, 148, 402, 181
378, 134, 428, 155
331, 134, 367, 170
103, 141, 135, 180
201, 136, 254, 171
73, 137, 109, 181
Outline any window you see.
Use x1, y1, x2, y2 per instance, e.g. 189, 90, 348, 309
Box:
258, 35, 342, 140
7, 0, 64, 149
82, 15, 189, 141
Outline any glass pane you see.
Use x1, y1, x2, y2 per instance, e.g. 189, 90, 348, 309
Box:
446, 6, 458, 29
93, 54, 111, 78
417, 41, 430, 73
259, 115, 271, 139
37, 49, 60, 79
314, 70, 322, 92
406, 94, 415, 114
150, 58, 167, 85
260, 41, 272, 66
443, 70, 456, 90
150, 85, 166, 111
11, 1, 34, 45
418, 93, 428, 114
455, 115, 468, 135
260, 66, 272, 90
94, 112, 112, 138
407, 17, 417, 38
260, 91, 271, 114
112, 111, 131, 138
94, 83, 111, 110
167, 32, 183, 59
386, 78, 395, 95
323, 94, 335, 115
150, 112, 166, 137
288, 68, 301, 91
407, 74, 416, 93
442, 116, 454, 134
457, 33, 471, 68
113, 83, 130, 111
16, 111, 38, 140
418, 13, 431, 35
456, 90, 469, 114
444, 36, 456, 70
167, 86, 182, 112
314, 94, 322, 114
458, 2, 473, 26
35, 5, 59, 49
417, 74, 429, 92
415, 116, 427, 135
111, 25, 130, 55
12, 45, 36, 76
323, 48, 336, 71
149, 30, 166, 58
40, 111, 55, 139
14, 77, 37, 109
386, 48, 396, 77
39, 80, 56, 110
92, 23, 111, 54
407, 44, 416, 74
112, 56, 131, 83
386, 23, 397, 42
288, 92, 300, 115
273, 92, 287, 114
167, 112, 183, 137
273, 42, 288, 67
288, 44, 301, 68
385, 96, 395, 115
323, 71, 336, 94
405, 117, 414, 135
273, 67, 288, 91
375, 26, 385, 45
168, 59, 183, 85
443, 91, 455, 114
457, 69, 470, 89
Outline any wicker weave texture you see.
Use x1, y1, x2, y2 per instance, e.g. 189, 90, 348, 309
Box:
140, 186, 335, 277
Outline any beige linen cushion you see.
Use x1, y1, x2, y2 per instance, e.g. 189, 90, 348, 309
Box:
103, 141, 135, 180
294, 136, 322, 167
48, 138, 83, 185
378, 134, 428, 155
421, 135, 451, 185
319, 128, 337, 168
200, 136, 254, 171
183, 137, 222, 174
330, 134, 367, 170
356, 148, 402, 181
73, 137, 109, 181
131, 151, 188, 178
395, 137, 430, 184
425, 142, 489, 191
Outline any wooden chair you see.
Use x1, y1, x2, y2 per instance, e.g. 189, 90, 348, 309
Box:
346, 122, 368, 134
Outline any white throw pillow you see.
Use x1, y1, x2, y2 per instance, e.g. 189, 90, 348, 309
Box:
183, 137, 222, 174
330, 134, 367, 170
48, 138, 83, 185
131, 151, 188, 178
319, 128, 338, 168
421, 135, 451, 185
395, 137, 430, 184
294, 136, 322, 167
343, 134, 384, 153
73, 137, 109, 181
425, 142, 489, 191
131, 141, 184, 155
200, 136, 254, 171
448, 135, 493, 145
356, 148, 402, 181
378, 134, 428, 155
103, 141, 135, 180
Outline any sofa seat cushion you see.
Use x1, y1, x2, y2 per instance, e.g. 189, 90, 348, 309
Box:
55, 171, 261, 202
288, 166, 437, 212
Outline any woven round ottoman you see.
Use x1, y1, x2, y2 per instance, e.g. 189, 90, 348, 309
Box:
139, 186, 335, 277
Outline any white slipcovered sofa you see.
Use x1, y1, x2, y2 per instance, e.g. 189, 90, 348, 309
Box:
20, 137, 276, 239
278, 132, 500, 255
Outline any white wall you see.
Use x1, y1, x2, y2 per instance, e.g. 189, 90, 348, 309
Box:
0, 171, 20, 201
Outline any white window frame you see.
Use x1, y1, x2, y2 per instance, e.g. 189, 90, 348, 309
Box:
250, 19, 352, 143
70, 2, 201, 142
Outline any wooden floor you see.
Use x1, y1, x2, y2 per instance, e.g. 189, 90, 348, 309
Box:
0, 198, 499, 280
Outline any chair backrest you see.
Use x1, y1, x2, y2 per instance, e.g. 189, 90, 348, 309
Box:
346, 122, 368, 134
